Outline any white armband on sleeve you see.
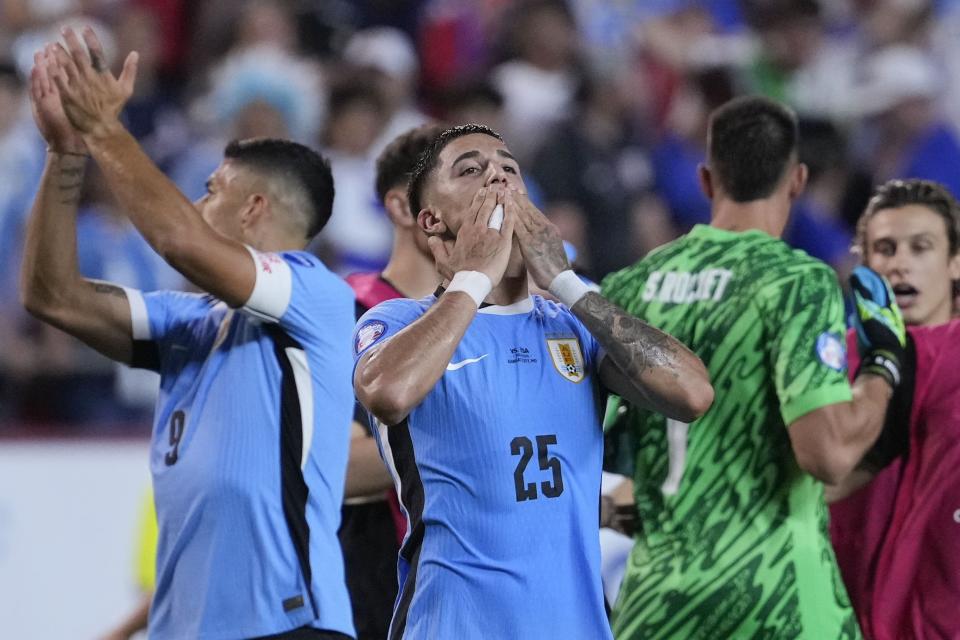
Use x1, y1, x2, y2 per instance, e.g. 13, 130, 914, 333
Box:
122, 287, 152, 340
242, 245, 293, 323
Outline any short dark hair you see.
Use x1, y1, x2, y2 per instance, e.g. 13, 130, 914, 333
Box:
742, 0, 820, 29
328, 74, 387, 119
224, 138, 334, 239
407, 123, 503, 216
707, 96, 799, 202
0, 61, 19, 85
440, 80, 504, 115
375, 123, 446, 203
856, 179, 960, 257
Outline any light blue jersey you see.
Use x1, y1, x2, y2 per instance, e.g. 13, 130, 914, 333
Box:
127, 248, 356, 640
354, 293, 612, 640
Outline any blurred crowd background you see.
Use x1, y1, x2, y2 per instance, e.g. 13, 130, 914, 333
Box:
3, 0, 960, 434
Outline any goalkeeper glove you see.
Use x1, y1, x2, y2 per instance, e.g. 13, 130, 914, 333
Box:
849, 266, 907, 388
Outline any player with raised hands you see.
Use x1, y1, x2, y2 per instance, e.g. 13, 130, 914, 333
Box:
352, 124, 713, 639
23, 27, 356, 639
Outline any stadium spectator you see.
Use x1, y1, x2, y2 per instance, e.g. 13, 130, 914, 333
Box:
340, 122, 444, 640
438, 79, 506, 133
188, 0, 301, 83
353, 123, 712, 638
830, 178, 960, 640
531, 73, 658, 279
168, 43, 324, 201
489, 0, 583, 163
739, 0, 860, 120
0, 60, 44, 417
23, 28, 356, 638
649, 67, 734, 233
342, 26, 428, 157
316, 75, 392, 274
111, 2, 190, 172
787, 118, 858, 272
601, 96, 905, 639
854, 45, 960, 199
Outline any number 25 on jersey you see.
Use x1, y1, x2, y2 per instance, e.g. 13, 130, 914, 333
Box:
511, 435, 564, 502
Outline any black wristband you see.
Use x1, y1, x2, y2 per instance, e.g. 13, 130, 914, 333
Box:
858, 349, 902, 388
861, 336, 916, 472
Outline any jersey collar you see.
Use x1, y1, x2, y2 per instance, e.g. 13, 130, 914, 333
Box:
434, 285, 535, 315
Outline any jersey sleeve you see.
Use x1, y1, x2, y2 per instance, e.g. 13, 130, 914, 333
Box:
240, 247, 355, 341
352, 298, 427, 376
124, 287, 209, 372
760, 261, 853, 425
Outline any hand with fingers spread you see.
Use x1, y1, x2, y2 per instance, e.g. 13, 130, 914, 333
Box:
509, 189, 570, 289
44, 26, 138, 138
427, 186, 516, 287
28, 48, 86, 155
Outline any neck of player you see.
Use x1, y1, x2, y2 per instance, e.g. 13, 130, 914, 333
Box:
485, 271, 529, 307
710, 196, 790, 238
381, 230, 442, 299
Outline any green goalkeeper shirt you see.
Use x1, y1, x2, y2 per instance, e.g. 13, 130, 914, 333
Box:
602, 225, 860, 640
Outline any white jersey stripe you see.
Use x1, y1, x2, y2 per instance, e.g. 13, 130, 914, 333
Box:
285, 347, 315, 470
374, 417, 411, 542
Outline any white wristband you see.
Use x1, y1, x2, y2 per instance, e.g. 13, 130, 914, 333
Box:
549, 269, 591, 307
447, 271, 492, 307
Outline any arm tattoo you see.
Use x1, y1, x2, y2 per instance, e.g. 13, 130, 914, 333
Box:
58, 165, 84, 205
93, 282, 128, 299
573, 292, 680, 379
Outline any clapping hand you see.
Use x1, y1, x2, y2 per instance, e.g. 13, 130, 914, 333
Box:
44, 26, 138, 138
28, 47, 85, 155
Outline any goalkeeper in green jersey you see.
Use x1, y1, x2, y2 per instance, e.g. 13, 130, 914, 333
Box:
602, 96, 907, 640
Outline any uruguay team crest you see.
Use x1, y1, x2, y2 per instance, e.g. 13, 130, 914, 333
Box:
546, 338, 585, 383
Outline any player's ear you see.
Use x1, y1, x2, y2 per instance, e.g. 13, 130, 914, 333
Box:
240, 193, 267, 229
697, 164, 714, 200
384, 188, 416, 229
948, 251, 960, 281
788, 162, 809, 200
418, 207, 447, 236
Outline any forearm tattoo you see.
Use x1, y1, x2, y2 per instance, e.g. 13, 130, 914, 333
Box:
57, 164, 84, 206
574, 292, 680, 379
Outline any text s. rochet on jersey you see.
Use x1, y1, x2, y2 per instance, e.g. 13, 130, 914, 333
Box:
641, 268, 735, 304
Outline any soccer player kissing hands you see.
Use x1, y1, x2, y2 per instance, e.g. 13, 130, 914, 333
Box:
426, 185, 517, 286
507, 189, 571, 290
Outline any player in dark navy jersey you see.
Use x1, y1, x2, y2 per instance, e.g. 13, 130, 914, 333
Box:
22, 29, 355, 640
